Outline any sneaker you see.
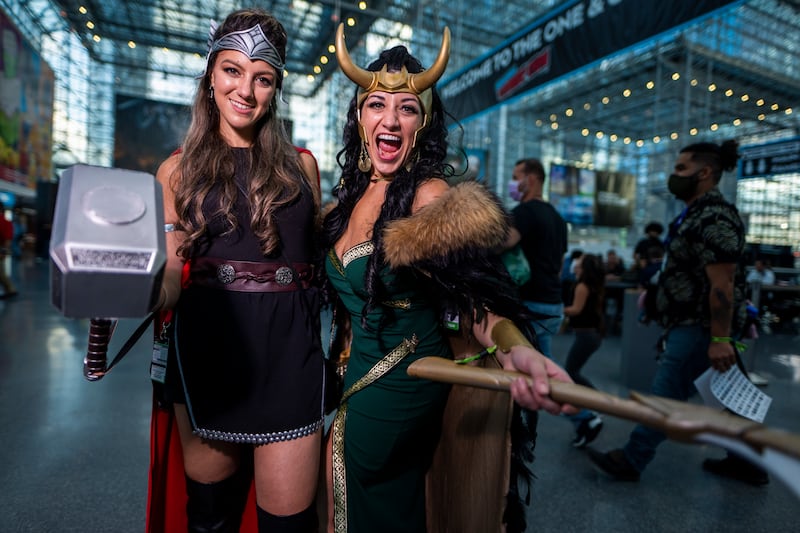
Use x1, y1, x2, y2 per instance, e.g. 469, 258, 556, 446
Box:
572, 415, 603, 448
702, 456, 769, 486
587, 448, 640, 481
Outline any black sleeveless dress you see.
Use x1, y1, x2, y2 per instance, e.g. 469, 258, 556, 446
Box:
170, 149, 325, 444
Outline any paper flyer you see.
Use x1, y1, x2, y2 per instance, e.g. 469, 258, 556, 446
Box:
694, 366, 772, 423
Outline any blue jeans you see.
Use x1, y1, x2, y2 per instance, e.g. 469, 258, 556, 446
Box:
565, 329, 602, 389
623, 324, 710, 472
524, 301, 594, 425
523, 301, 563, 359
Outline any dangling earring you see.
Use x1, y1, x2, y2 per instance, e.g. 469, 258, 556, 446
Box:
209, 86, 214, 100
358, 140, 372, 173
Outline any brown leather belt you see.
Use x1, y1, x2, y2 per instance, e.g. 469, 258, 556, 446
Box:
190, 257, 312, 293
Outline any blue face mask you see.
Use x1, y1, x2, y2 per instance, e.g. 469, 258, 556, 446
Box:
508, 180, 523, 201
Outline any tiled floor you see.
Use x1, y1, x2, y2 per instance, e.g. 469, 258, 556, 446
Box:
1, 255, 799, 532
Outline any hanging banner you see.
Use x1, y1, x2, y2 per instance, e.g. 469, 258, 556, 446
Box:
739, 138, 800, 179
439, 0, 738, 122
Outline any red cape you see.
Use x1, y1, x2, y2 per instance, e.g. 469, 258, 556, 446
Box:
145, 147, 319, 532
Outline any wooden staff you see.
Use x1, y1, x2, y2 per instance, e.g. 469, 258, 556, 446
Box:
407, 356, 800, 461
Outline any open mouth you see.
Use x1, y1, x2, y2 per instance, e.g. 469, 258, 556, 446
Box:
376, 133, 402, 158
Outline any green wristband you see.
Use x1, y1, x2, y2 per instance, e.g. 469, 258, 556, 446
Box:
710, 336, 732, 343
710, 336, 748, 352
456, 344, 497, 365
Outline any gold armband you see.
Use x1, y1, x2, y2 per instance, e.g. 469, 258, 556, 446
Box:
491, 319, 533, 352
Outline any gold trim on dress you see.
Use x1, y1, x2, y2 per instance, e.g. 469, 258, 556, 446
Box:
342, 241, 374, 269
383, 298, 411, 310
328, 248, 345, 277
332, 334, 419, 533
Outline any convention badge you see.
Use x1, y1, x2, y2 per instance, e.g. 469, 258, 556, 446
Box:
443, 306, 460, 331
150, 322, 170, 383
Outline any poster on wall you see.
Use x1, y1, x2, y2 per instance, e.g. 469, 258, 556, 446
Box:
594, 170, 635, 227
0, 9, 55, 189
549, 163, 595, 225
113, 95, 191, 176
549, 163, 635, 227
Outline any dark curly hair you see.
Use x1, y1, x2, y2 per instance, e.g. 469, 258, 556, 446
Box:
680, 139, 739, 183
320, 45, 455, 329
577, 253, 605, 293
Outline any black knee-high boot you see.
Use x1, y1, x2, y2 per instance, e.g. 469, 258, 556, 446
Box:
256, 504, 317, 533
185, 469, 252, 533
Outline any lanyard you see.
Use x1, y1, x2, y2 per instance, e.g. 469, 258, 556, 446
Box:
664, 206, 689, 249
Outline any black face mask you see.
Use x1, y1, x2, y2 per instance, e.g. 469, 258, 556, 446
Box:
667, 171, 701, 201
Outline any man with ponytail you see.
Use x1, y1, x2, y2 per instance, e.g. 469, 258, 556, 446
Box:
588, 139, 769, 487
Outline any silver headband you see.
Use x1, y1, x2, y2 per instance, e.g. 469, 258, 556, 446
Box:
205, 23, 285, 83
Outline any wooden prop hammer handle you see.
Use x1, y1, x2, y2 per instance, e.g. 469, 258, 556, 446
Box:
407, 356, 800, 460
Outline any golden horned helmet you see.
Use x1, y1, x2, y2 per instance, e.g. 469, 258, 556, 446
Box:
335, 23, 451, 143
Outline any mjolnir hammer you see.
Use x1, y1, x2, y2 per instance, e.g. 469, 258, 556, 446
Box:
49, 164, 166, 380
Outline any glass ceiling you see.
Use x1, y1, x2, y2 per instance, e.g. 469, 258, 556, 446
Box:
3, 0, 799, 249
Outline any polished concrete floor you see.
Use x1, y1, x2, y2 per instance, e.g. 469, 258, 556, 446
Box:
1, 255, 799, 532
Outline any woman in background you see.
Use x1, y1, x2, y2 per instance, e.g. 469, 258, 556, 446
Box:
563, 253, 606, 419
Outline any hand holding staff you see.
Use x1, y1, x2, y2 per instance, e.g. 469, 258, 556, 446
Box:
407, 356, 800, 463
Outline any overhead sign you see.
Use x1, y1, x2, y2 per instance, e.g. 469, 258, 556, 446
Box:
439, 0, 738, 122
739, 138, 800, 179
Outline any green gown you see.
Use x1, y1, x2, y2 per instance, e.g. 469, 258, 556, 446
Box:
326, 240, 452, 533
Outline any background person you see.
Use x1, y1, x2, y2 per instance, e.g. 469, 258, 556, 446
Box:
633, 221, 664, 270
505, 160, 603, 447
587, 139, 769, 487
562, 253, 606, 447
0, 201, 18, 299
746, 258, 775, 286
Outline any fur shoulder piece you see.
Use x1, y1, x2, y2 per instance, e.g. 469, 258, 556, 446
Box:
383, 181, 509, 268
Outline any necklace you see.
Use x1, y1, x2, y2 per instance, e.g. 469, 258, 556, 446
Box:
369, 175, 394, 183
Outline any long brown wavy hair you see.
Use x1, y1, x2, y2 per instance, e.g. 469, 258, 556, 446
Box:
172, 8, 318, 259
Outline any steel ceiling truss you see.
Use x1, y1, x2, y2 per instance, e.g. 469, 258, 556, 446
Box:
4, 0, 798, 174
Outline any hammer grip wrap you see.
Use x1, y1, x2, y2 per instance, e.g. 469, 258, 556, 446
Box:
84, 318, 113, 381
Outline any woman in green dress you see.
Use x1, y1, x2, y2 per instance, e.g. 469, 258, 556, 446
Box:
320, 24, 575, 533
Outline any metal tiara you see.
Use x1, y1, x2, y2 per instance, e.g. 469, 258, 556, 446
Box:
207, 23, 285, 81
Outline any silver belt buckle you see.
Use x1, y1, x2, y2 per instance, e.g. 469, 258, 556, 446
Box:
216, 263, 235, 284
275, 266, 294, 286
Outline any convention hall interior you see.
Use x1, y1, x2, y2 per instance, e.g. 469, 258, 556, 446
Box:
1, 0, 799, 531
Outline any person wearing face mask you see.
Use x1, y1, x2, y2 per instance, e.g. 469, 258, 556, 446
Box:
505, 159, 604, 449
506, 159, 566, 357
321, 25, 577, 533
588, 139, 769, 487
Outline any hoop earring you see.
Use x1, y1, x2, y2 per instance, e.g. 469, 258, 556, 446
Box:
358, 141, 372, 173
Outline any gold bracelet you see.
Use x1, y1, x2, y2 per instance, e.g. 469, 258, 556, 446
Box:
491, 318, 533, 352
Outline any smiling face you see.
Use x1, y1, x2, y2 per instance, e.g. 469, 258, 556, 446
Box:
210, 49, 278, 146
359, 91, 423, 177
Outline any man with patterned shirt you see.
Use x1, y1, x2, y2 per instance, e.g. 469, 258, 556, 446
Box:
587, 139, 769, 486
